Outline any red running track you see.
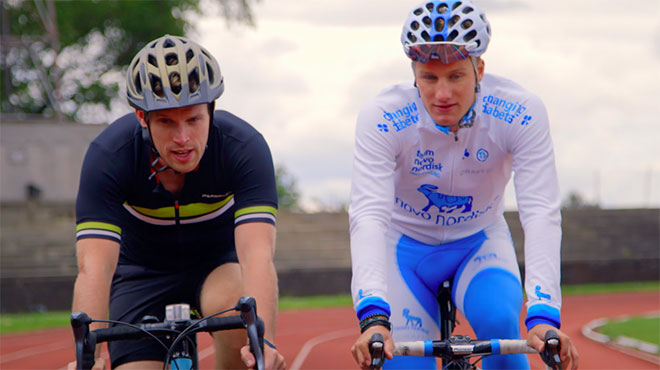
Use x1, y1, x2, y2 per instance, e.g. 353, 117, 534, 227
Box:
1, 291, 658, 369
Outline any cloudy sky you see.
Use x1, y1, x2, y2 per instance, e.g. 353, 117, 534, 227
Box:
189, 0, 660, 211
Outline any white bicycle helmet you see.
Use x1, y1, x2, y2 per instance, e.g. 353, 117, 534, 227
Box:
401, 0, 491, 62
126, 34, 224, 112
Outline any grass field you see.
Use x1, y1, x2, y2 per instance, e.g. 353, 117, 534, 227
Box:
1, 281, 658, 335
598, 316, 660, 346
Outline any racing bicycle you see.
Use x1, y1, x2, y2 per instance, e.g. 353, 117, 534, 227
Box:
71, 296, 265, 370
369, 280, 562, 370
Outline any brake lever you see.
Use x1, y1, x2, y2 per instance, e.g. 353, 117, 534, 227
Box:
237, 296, 265, 370
71, 312, 96, 370
540, 329, 562, 370
368, 333, 385, 370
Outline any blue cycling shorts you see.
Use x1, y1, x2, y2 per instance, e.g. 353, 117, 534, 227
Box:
384, 216, 529, 369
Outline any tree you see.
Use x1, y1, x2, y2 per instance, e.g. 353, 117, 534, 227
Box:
561, 190, 600, 210
1, 0, 259, 123
275, 164, 300, 211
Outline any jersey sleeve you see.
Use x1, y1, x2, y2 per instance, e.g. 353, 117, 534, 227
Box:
75, 141, 127, 243
508, 95, 563, 329
349, 101, 400, 320
228, 133, 278, 227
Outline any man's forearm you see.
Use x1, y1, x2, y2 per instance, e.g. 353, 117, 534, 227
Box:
72, 271, 112, 330
241, 258, 279, 340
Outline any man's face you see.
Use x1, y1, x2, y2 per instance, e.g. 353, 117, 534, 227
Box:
413, 57, 484, 128
137, 104, 210, 174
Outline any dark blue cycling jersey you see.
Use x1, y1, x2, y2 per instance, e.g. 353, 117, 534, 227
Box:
75, 110, 278, 271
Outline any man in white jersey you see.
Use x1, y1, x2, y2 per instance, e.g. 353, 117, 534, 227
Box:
349, 1, 579, 369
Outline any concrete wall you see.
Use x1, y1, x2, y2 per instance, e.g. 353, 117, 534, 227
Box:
0, 120, 106, 202
1, 204, 658, 312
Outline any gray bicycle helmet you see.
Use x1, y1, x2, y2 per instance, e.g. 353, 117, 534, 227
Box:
126, 34, 224, 111
401, 0, 491, 60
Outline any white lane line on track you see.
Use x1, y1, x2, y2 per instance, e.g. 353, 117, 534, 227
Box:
1, 341, 71, 364
289, 328, 355, 370
198, 342, 215, 361
581, 310, 660, 365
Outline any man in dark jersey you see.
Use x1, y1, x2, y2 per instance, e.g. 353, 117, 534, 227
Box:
69, 35, 285, 369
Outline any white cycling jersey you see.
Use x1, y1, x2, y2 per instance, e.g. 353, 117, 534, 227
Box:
349, 73, 562, 325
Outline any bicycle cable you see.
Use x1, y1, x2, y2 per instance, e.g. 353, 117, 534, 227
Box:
163, 305, 239, 370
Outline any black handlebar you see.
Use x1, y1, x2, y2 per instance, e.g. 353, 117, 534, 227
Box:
71, 297, 265, 370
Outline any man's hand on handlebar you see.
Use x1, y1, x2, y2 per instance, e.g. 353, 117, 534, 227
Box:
351, 325, 394, 370
240, 343, 286, 370
528, 324, 579, 370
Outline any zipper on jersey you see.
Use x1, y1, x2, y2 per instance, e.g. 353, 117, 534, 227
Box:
174, 200, 182, 245
448, 131, 462, 194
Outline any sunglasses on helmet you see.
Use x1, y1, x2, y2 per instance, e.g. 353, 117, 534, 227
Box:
407, 43, 471, 64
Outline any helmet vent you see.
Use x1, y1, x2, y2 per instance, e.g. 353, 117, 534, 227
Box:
425, 2, 434, 12
169, 72, 181, 94
150, 74, 164, 97
148, 54, 158, 68
189, 68, 200, 93
163, 38, 176, 48
463, 30, 476, 42
407, 32, 417, 43
449, 15, 460, 27
134, 73, 142, 95
413, 7, 423, 16
206, 61, 215, 84
433, 34, 445, 42
462, 6, 473, 14
461, 19, 473, 29
453, 1, 462, 10
411, 21, 420, 31
447, 29, 458, 41
165, 53, 178, 66
434, 17, 445, 32
437, 3, 448, 14
422, 16, 432, 27
186, 49, 194, 63
421, 30, 431, 42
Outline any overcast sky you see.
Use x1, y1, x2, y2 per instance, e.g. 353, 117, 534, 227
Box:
190, 0, 660, 211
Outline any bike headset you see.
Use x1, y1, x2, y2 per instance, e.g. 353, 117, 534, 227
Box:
401, 0, 491, 130
126, 34, 225, 179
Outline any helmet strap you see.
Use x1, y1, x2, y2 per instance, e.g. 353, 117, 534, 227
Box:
470, 57, 481, 93
142, 111, 181, 181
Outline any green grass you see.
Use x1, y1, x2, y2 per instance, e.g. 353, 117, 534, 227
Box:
0, 311, 71, 334
561, 281, 659, 295
598, 316, 660, 346
279, 294, 352, 311
1, 281, 657, 335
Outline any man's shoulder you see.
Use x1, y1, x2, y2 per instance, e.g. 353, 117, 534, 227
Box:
480, 73, 542, 103
359, 82, 420, 123
92, 112, 141, 153
212, 110, 263, 143
367, 82, 418, 109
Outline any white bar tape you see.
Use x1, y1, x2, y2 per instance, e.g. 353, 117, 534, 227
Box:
393, 341, 426, 356
498, 339, 538, 354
